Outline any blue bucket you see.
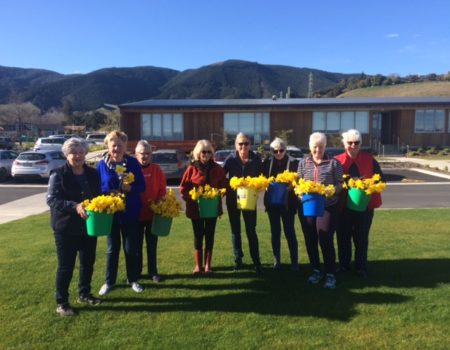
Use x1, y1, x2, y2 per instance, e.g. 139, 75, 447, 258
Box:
268, 182, 288, 206
302, 193, 325, 217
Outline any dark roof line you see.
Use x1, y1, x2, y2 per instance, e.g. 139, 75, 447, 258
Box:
119, 97, 450, 109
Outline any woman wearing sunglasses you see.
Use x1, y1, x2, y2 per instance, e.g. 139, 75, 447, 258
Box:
223, 132, 263, 274
180, 140, 227, 274
262, 137, 299, 271
335, 129, 384, 279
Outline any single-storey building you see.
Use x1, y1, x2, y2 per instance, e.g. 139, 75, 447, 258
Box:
119, 97, 450, 152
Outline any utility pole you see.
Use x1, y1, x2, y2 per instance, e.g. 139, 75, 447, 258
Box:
307, 72, 314, 98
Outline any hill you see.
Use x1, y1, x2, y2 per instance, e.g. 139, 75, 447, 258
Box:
0, 61, 358, 111
339, 81, 450, 97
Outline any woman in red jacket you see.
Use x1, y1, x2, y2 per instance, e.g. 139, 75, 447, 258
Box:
135, 140, 167, 283
179, 140, 227, 274
335, 129, 384, 279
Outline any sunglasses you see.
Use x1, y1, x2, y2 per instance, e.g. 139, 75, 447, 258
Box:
347, 141, 360, 146
238, 142, 250, 146
273, 149, 285, 154
201, 150, 212, 154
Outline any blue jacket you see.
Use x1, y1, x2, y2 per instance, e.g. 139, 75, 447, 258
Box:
97, 155, 145, 221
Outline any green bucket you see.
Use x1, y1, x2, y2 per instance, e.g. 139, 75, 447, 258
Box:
151, 214, 173, 237
198, 197, 220, 218
347, 188, 371, 212
86, 210, 113, 236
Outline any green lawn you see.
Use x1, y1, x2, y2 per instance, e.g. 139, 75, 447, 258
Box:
1, 210, 450, 349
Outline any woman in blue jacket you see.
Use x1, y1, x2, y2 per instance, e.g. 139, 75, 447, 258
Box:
97, 130, 145, 296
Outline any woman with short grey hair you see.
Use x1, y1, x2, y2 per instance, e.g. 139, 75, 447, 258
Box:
47, 137, 102, 316
297, 132, 343, 289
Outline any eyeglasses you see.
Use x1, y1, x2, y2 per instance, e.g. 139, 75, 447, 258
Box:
201, 150, 212, 154
347, 141, 360, 146
238, 142, 250, 146
273, 149, 285, 154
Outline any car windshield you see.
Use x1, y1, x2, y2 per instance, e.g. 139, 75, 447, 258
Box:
153, 153, 178, 163
287, 150, 303, 158
18, 153, 46, 161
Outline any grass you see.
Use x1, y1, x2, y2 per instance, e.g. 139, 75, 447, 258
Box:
1, 210, 450, 349
339, 81, 450, 97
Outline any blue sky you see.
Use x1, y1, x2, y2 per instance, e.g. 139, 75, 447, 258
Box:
1, 0, 449, 76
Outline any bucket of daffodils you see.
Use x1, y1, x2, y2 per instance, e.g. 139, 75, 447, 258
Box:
294, 179, 335, 217
230, 175, 271, 210
343, 174, 386, 212
83, 194, 125, 236
267, 170, 298, 207
189, 185, 226, 218
150, 189, 182, 236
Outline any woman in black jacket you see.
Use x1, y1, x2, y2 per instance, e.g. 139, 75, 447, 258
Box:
262, 138, 299, 271
223, 132, 263, 273
47, 138, 102, 317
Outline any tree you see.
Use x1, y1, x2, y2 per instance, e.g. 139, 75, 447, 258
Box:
274, 129, 293, 145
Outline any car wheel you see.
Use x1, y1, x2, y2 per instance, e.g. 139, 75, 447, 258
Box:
0, 167, 7, 182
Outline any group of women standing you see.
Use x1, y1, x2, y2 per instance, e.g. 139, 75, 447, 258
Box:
47, 128, 382, 317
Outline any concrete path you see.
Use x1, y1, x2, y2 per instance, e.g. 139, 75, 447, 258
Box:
381, 156, 450, 172
0, 192, 48, 225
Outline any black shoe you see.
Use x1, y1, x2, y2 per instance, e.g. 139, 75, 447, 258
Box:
233, 258, 243, 271
356, 270, 368, 279
336, 266, 350, 273
273, 262, 281, 270
77, 294, 102, 306
254, 264, 263, 275
56, 303, 75, 317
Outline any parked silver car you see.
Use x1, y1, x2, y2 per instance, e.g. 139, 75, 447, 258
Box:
214, 149, 234, 166
33, 137, 66, 151
0, 150, 18, 181
12, 150, 66, 180
152, 149, 189, 180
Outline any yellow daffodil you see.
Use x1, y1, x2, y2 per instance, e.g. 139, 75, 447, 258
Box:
150, 189, 182, 218
294, 179, 336, 198
189, 185, 226, 201
273, 170, 298, 185
82, 194, 125, 214
342, 173, 387, 195
115, 165, 126, 175
122, 172, 135, 185
229, 175, 272, 192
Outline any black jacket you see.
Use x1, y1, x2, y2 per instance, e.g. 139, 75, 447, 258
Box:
262, 155, 299, 212
47, 163, 101, 235
223, 150, 262, 209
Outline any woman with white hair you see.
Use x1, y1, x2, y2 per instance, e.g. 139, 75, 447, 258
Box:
47, 137, 102, 316
335, 129, 384, 278
262, 137, 299, 271
297, 132, 343, 289
180, 139, 227, 274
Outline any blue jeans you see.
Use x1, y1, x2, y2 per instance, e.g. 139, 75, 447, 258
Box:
105, 216, 139, 285
137, 220, 159, 277
227, 207, 261, 265
267, 206, 298, 266
54, 233, 97, 304
298, 205, 338, 274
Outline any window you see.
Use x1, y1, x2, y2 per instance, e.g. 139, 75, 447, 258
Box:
224, 112, 270, 145
312, 111, 369, 133
141, 113, 183, 140
415, 110, 445, 133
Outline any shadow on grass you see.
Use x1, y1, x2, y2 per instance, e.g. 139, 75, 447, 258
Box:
80, 258, 450, 321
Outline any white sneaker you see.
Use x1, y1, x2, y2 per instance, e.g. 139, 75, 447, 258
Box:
131, 282, 144, 293
98, 283, 114, 296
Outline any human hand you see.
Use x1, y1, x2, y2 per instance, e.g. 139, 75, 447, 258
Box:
76, 203, 88, 219
121, 183, 132, 193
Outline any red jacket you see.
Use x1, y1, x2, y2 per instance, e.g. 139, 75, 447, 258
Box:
335, 151, 382, 210
179, 160, 227, 219
139, 163, 167, 221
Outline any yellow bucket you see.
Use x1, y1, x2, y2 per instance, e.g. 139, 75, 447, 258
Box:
237, 186, 257, 210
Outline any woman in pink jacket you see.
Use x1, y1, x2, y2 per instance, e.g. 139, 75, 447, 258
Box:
135, 140, 167, 282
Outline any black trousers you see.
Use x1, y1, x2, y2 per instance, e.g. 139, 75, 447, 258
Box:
54, 233, 97, 304
337, 208, 374, 272
298, 205, 338, 274
137, 220, 159, 277
191, 218, 217, 251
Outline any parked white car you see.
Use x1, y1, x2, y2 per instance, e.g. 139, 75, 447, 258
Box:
33, 137, 66, 151
85, 133, 106, 145
12, 150, 66, 180
0, 149, 18, 181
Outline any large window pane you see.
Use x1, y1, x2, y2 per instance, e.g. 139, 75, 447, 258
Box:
355, 111, 369, 133
435, 110, 445, 132
327, 112, 340, 131
140, 113, 183, 140
423, 110, 434, 131
341, 112, 354, 130
141, 114, 151, 139
313, 112, 325, 131
224, 112, 270, 144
